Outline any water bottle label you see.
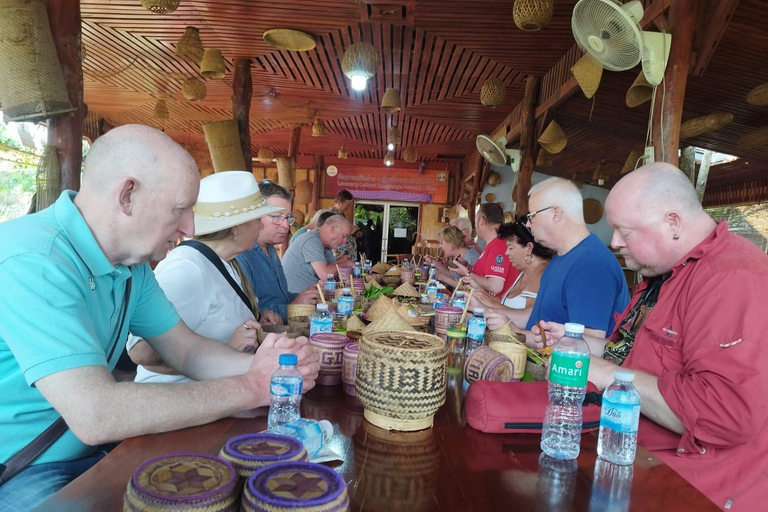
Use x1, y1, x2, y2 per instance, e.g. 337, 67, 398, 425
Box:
338, 297, 353, 315
310, 319, 333, 336
600, 399, 640, 433
548, 351, 590, 387
353, 267, 361, 277
467, 319, 486, 339
324, 281, 336, 291
270, 379, 303, 397
452, 298, 466, 309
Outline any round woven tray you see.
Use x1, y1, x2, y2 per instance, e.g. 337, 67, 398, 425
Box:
219, 434, 308, 479
583, 198, 603, 225
263, 28, 316, 52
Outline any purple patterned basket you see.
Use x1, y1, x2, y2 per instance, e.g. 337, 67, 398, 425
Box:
309, 332, 349, 385
242, 461, 349, 512
464, 346, 514, 384
434, 306, 463, 332
341, 341, 360, 396
338, 265, 353, 279
124, 453, 239, 512
219, 433, 308, 479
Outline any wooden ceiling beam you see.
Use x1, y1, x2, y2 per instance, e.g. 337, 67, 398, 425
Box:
691, 0, 741, 76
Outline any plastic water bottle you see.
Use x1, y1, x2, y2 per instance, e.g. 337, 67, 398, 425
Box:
353, 262, 361, 277
267, 354, 303, 429
432, 292, 445, 309
309, 304, 333, 336
264, 418, 334, 458
465, 308, 486, 356
324, 274, 336, 292
597, 369, 641, 465
337, 288, 354, 315
541, 322, 591, 460
589, 458, 633, 512
427, 274, 439, 298
452, 291, 466, 309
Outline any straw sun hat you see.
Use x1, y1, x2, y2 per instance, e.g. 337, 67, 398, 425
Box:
193, 171, 284, 236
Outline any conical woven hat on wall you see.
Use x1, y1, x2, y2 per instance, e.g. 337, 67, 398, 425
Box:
257, 147, 274, 164
201, 48, 226, 79
276, 156, 296, 188
0, 0, 76, 122
363, 307, 415, 335
626, 72, 652, 108
202, 120, 247, 172
294, 180, 313, 205
365, 295, 394, 322
570, 53, 602, 99
679, 113, 734, 139
176, 26, 204, 64
746, 82, 768, 106
538, 121, 567, 154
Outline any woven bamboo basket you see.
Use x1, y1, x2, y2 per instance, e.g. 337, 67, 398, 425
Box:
570, 53, 602, 99
679, 113, 734, 139
200, 48, 226, 79
342, 341, 359, 395
538, 121, 567, 154
341, 42, 379, 81
294, 180, 313, 205
276, 156, 296, 188
311, 119, 326, 137
381, 88, 402, 113
363, 308, 415, 334
256, 147, 274, 164
402, 147, 418, 163
738, 126, 768, 150
287, 304, 316, 319
262, 28, 316, 52
181, 78, 206, 101
202, 120, 246, 172
153, 99, 169, 120
487, 341, 527, 380
287, 316, 310, 337
512, 0, 554, 31
218, 433, 307, 479
356, 331, 448, 431
338, 145, 348, 159
464, 346, 515, 384
480, 77, 506, 107
140, 0, 180, 14
0, 0, 75, 122
310, 332, 349, 385
626, 72, 652, 108
257, 324, 301, 344
746, 82, 768, 106
175, 26, 204, 64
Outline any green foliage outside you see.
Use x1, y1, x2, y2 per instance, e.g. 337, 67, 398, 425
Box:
0, 121, 39, 223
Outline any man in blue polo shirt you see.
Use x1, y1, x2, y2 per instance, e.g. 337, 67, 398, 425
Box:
0, 125, 319, 510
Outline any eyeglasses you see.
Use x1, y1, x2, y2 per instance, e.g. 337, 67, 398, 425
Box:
266, 214, 296, 225
526, 206, 554, 223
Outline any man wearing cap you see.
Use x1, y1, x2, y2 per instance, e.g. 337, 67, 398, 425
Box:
0, 125, 320, 509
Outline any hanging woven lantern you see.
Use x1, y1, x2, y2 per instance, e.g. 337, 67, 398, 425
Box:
341, 42, 379, 91
512, 0, 553, 32
311, 119, 326, 137
571, 173, 584, 189
294, 181, 313, 205
276, 156, 296, 188
153, 99, 169, 120
592, 160, 610, 186
738, 126, 768, 150
383, 150, 395, 166
200, 48, 226, 79
746, 82, 768, 106
626, 72, 652, 108
140, 0, 180, 14
387, 125, 402, 146
181, 78, 206, 101
338, 145, 349, 159
538, 121, 567, 154
480, 77, 506, 108
381, 88, 402, 113
257, 147, 274, 164
176, 26, 204, 64
679, 113, 734, 139
202, 120, 246, 172
402, 147, 418, 163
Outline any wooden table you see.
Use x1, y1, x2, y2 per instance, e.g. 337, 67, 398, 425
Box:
34, 375, 720, 512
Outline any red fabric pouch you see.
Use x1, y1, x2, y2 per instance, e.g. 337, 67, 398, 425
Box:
465, 380, 603, 433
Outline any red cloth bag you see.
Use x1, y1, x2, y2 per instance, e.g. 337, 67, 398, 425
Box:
465, 380, 603, 433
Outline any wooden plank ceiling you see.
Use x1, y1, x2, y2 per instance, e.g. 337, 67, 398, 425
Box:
80, 0, 768, 201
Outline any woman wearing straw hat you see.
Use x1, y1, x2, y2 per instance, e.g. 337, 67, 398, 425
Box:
127, 171, 285, 384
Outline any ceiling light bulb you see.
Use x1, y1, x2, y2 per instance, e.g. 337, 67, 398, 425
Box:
598, 178, 605, 186
351, 75, 367, 91
387, 142, 395, 151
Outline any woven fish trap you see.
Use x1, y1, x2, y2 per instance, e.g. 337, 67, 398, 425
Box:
153, 99, 169, 120
294, 180, 313, 205
738, 126, 768, 150
202, 120, 246, 172
746, 82, 768, 106
176, 26, 203, 64
140, 0, 180, 14
35, 144, 60, 211
287, 304, 316, 319
513, 0, 554, 31
356, 331, 448, 431
218, 434, 307, 479
311, 119, 326, 137
123, 453, 240, 512
679, 113, 734, 139
181, 78, 206, 101
480, 77, 506, 107
0, 0, 75, 122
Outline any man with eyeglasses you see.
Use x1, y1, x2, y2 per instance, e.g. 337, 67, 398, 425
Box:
237, 182, 321, 324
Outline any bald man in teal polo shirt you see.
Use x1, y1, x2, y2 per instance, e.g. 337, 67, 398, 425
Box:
0, 125, 319, 511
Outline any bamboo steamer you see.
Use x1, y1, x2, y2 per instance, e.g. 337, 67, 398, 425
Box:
356, 331, 448, 431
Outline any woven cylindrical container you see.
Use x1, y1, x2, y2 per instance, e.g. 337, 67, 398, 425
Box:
434, 306, 463, 334
0, 0, 76, 122
181, 78, 206, 101
338, 265, 354, 280
342, 341, 359, 396
311, 119, 326, 137
202, 120, 246, 172
513, 0, 553, 31
341, 42, 379, 82
276, 156, 296, 188
738, 126, 768, 150
294, 180, 313, 205
400, 269, 414, 284
381, 88, 401, 112
140, 0, 180, 14
464, 346, 515, 384
356, 331, 447, 431
488, 341, 526, 380
746, 82, 768, 106
242, 461, 349, 512
256, 147, 274, 164
480, 77, 506, 108
124, 453, 239, 512
310, 332, 349, 385
402, 147, 418, 163
679, 113, 734, 139
288, 304, 316, 319
219, 434, 307, 480
200, 48, 226, 79
337, 145, 348, 159
176, 26, 204, 64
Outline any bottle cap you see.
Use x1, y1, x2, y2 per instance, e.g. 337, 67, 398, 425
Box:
614, 369, 635, 382
474, 308, 484, 315
279, 353, 298, 366
564, 322, 585, 334
342, 287, 351, 293
326, 274, 334, 279
316, 303, 329, 310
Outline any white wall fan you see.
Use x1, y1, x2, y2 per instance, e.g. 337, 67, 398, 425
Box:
571, 0, 671, 86
475, 135, 522, 172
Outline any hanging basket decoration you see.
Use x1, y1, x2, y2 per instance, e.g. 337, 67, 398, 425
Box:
200, 48, 226, 79
535, 148, 553, 168
480, 77, 506, 107
512, 0, 554, 31
592, 160, 610, 186
487, 171, 502, 186
738, 126, 768, 150
570, 53, 603, 99
276, 156, 296, 188
202, 119, 247, 172
583, 198, 604, 225
341, 42, 379, 86
679, 113, 734, 139
387, 125, 402, 145
338, 145, 349, 159
403, 147, 418, 163
626, 72, 652, 108
571, 173, 584, 189
746, 82, 768, 106
381, 88, 402, 112
263, 28, 316, 52
257, 147, 274, 164
176, 26, 204, 64
181, 78, 206, 101
311, 119, 326, 137
538, 121, 567, 154
140, 0, 181, 14
294, 181, 313, 205
153, 99, 169, 120
0, 0, 75, 122
621, 149, 644, 174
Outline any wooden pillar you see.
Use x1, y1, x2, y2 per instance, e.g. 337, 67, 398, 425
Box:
652, 0, 700, 167
467, 159, 487, 228
516, 75, 541, 218
288, 125, 302, 159
452, 162, 463, 205
695, 149, 713, 203
312, 154, 323, 212
46, 0, 83, 192
232, 58, 252, 173
680, 146, 696, 184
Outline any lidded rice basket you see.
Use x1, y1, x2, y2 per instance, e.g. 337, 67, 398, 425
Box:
123, 453, 239, 512
464, 346, 515, 384
356, 331, 448, 431
342, 341, 360, 396
218, 433, 308, 479
309, 332, 349, 385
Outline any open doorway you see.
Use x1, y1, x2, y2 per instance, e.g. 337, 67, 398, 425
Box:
354, 201, 419, 263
